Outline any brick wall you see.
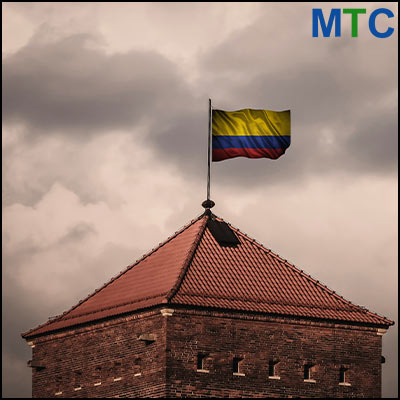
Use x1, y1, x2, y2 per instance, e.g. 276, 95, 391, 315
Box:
165, 308, 383, 398
26, 306, 384, 398
28, 309, 167, 398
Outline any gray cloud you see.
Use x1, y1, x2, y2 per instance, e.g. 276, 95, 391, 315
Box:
345, 107, 398, 172
3, 15, 397, 201
3, 31, 188, 136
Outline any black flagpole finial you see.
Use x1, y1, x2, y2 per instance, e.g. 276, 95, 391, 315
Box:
202, 199, 215, 214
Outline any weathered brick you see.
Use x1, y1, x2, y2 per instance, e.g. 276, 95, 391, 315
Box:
26, 305, 385, 398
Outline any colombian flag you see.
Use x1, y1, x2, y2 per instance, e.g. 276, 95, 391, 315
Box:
212, 108, 291, 162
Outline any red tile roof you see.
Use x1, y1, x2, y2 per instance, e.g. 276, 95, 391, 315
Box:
22, 213, 393, 338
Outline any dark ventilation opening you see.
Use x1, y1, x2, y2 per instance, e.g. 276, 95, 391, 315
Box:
233, 357, 243, 373
134, 358, 142, 375
113, 361, 121, 377
74, 370, 82, 387
197, 353, 207, 370
339, 367, 348, 383
207, 219, 240, 247
269, 360, 279, 377
94, 366, 101, 380
304, 364, 314, 380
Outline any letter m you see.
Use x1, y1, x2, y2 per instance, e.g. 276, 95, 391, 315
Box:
313, 9, 341, 37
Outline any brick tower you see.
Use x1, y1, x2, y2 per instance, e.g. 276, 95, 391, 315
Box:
22, 211, 394, 398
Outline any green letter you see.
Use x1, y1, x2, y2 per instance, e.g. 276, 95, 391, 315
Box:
343, 8, 367, 37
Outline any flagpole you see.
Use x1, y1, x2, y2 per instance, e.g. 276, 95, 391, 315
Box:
207, 98, 212, 201
202, 98, 215, 212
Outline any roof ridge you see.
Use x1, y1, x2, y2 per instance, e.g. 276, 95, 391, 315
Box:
215, 214, 393, 326
22, 212, 206, 338
167, 214, 209, 302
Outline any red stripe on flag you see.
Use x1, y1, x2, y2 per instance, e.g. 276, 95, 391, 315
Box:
212, 148, 286, 162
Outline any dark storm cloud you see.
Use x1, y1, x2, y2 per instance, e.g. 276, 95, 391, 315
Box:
2, 30, 213, 188
2, 31, 190, 136
2, 30, 209, 209
3, 18, 397, 196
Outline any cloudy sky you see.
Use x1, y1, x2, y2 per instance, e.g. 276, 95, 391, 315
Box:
2, 2, 397, 398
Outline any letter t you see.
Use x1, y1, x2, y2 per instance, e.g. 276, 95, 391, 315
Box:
343, 9, 367, 37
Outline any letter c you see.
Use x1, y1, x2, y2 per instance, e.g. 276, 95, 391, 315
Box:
369, 8, 394, 38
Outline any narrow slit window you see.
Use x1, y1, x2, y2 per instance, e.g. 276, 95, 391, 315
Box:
74, 371, 82, 387
304, 364, 316, 382
268, 360, 280, 378
73, 370, 82, 389
55, 376, 62, 393
233, 357, 244, 375
339, 367, 350, 385
94, 366, 102, 385
134, 358, 142, 376
197, 353, 208, 371
304, 364, 311, 380
114, 362, 121, 373
112, 361, 122, 380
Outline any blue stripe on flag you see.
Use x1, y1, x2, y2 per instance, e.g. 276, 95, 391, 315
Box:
212, 135, 290, 150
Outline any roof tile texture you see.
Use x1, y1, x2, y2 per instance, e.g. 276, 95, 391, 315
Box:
23, 213, 393, 338
171, 221, 391, 325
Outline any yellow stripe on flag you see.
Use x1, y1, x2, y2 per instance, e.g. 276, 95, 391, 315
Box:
212, 109, 290, 137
